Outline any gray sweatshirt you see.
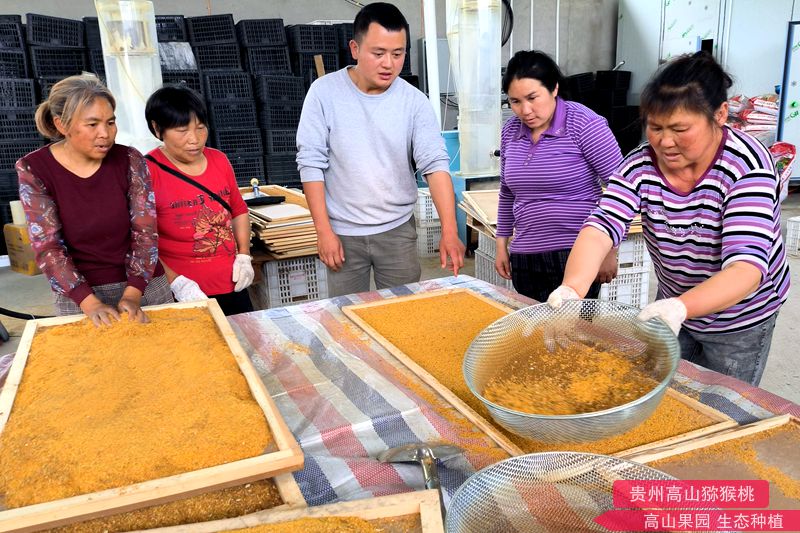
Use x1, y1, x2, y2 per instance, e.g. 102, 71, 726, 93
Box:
296, 67, 450, 236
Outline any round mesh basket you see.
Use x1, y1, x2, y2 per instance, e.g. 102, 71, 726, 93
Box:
446, 452, 676, 533
463, 300, 680, 443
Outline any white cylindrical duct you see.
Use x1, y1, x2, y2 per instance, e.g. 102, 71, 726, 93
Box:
95, 0, 162, 154
455, 0, 501, 176
445, 0, 461, 93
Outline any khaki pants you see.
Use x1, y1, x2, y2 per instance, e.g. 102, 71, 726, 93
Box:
328, 216, 421, 297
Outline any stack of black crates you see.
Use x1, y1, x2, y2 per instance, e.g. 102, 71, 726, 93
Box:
0, 12, 420, 242
565, 69, 641, 154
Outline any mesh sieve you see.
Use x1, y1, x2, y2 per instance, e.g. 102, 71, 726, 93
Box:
463, 300, 680, 442
445, 452, 676, 533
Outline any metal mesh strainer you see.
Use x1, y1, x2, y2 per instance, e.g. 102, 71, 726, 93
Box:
463, 300, 680, 442
446, 452, 676, 533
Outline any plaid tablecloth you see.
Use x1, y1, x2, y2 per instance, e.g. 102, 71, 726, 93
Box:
2, 275, 798, 508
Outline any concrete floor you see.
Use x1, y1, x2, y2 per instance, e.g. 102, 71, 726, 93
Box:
1, 193, 799, 405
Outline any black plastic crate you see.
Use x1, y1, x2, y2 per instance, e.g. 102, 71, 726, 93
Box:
263, 129, 297, 155
287, 25, 338, 53
335, 23, 353, 50
258, 103, 302, 130
0, 79, 36, 108
155, 15, 188, 42
291, 51, 338, 88
211, 128, 263, 155
254, 75, 305, 104
26, 14, 84, 48
243, 46, 292, 75
0, 48, 28, 78
0, 15, 21, 24
0, 21, 25, 48
228, 154, 266, 185
29, 47, 86, 78
83, 17, 101, 49
0, 108, 40, 140
0, 139, 43, 171
592, 88, 628, 109
339, 49, 356, 68
203, 71, 253, 101
88, 48, 105, 77
400, 74, 419, 90
0, 168, 17, 188
208, 100, 258, 130
186, 14, 237, 45
265, 154, 300, 187
236, 19, 285, 47
193, 43, 241, 71
161, 69, 202, 95
37, 76, 62, 101
595, 70, 631, 91
565, 72, 595, 95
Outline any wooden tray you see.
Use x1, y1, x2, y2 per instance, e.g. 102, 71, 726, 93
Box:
143, 489, 443, 532
342, 289, 735, 458
0, 300, 305, 532
627, 415, 800, 509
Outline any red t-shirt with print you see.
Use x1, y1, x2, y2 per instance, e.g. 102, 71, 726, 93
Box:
147, 147, 248, 296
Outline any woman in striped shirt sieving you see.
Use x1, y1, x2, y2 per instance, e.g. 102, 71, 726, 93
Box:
549, 52, 790, 386
495, 51, 622, 302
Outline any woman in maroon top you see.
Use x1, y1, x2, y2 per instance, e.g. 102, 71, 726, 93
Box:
16, 74, 172, 325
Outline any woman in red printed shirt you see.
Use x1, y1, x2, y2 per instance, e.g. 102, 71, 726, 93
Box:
144, 85, 254, 316
17, 74, 171, 325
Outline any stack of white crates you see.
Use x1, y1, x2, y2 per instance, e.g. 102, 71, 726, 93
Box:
599, 233, 652, 308
249, 256, 329, 309
415, 188, 442, 257
474, 232, 515, 291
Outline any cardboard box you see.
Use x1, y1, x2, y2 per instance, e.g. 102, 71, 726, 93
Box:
3, 224, 40, 276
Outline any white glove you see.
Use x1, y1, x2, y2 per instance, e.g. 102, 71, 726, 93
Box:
170, 275, 208, 302
637, 298, 687, 336
232, 254, 255, 292
546, 285, 580, 309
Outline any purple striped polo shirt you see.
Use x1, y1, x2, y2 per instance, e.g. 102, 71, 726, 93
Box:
497, 97, 622, 253
585, 126, 790, 333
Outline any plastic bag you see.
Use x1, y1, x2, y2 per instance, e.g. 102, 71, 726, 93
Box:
749, 94, 780, 116
728, 94, 751, 116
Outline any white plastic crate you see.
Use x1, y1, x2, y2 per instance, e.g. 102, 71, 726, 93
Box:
787, 216, 800, 257
477, 231, 496, 256
474, 250, 515, 291
262, 255, 329, 308
417, 223, 442, 257
599, 269, 650, 308
414, 188, 439, 226
617, 233, 651, 270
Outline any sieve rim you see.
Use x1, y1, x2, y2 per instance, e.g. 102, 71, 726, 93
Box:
462, 299, 680, 422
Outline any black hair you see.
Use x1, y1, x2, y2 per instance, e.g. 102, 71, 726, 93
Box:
502, 50, 566, 97
353, 2, 409, 44
640, 51, 733, 123
145, 84, 208, 138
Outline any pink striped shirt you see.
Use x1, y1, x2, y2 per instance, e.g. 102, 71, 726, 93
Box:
497, 97, 622, 253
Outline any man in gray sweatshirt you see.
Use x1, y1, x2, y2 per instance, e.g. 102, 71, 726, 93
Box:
296, 2, 464, 297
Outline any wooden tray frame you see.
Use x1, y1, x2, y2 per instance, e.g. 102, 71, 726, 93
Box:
342, 288, 736, 458
0, 300, 305, 532
624, 414, 798, 464
143, 489, 443, 533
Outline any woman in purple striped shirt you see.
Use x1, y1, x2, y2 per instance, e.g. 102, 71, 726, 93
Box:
549, 52, 790, 386
495, 51, 622, 302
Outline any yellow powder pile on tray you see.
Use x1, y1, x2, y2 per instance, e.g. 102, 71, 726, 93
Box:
352, 291, 720, 456
0, 307, 272, 509
228, 516, 384, 532
51, 480, 284, 533
653, 423, 800, 502
483, 342, 659, 415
